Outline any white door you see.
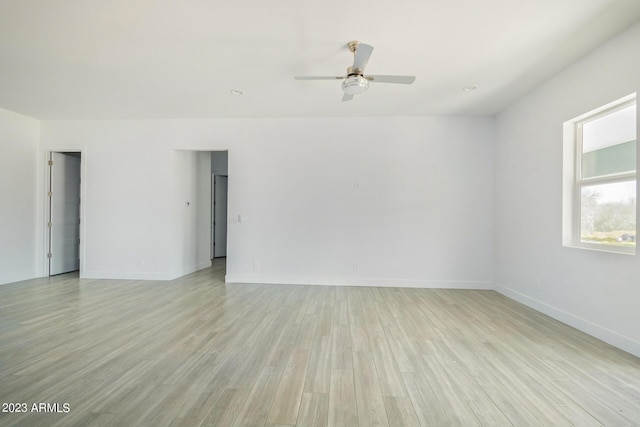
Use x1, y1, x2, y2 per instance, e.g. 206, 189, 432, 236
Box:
49, 153, 81, 275
213, 175, 228, 258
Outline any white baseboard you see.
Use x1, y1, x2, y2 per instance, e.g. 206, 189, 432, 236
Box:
495, 283, 640, 358
0, 271, 37, 286
81, 270, 174, 281
84, 261, 212, 281
167, 261, 213, 280
224, 274, 493, 290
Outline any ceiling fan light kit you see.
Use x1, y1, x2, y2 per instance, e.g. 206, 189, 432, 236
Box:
342, 75, 369, 95
295, 40, 415, 101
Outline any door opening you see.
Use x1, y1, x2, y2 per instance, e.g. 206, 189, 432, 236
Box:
210, 151, 229, 276
47, 152, 81, 276
213, 175, 228, 259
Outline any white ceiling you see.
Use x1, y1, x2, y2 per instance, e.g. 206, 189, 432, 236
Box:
1, 0, 639, 119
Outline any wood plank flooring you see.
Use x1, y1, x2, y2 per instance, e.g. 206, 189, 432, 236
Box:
1, 261, 640, 426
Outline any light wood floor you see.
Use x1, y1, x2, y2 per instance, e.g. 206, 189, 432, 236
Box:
1, 261, 639, 426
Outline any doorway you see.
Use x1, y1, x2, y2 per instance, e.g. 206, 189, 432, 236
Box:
47, 152, 81, 276
212, 175, 228, 258
210, 151, 229, 275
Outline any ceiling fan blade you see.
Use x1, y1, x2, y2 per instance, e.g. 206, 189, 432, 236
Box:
294, 76, 343, 80
342, 93, 354, 102
353, 43, 374, 72
366, 75, 416, 84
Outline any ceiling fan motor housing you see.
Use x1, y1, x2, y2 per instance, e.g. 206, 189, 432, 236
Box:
342, 75, 369, 95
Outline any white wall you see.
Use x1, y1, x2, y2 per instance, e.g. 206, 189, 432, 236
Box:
196, 152, 212, 267
0, 109, 39, 285
172, 151, 197, 277
40, 116, 495, 287
171, 150, 212, 277
495, 22, 640, 357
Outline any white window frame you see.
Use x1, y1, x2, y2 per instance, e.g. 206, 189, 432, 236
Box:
563, 94, 637, 255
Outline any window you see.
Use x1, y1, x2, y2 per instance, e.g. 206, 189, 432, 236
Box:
563, 94, 637, 254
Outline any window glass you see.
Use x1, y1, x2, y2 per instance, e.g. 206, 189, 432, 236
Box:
582, 105, 636, 179
580, 181, 636, 247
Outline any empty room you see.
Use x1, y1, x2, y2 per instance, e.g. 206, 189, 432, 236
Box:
1, 1, 640, 426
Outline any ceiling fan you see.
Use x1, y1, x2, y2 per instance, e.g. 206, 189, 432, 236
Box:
295, 41, 416, 102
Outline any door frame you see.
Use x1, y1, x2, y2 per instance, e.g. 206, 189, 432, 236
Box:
40, 148, 87, 278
